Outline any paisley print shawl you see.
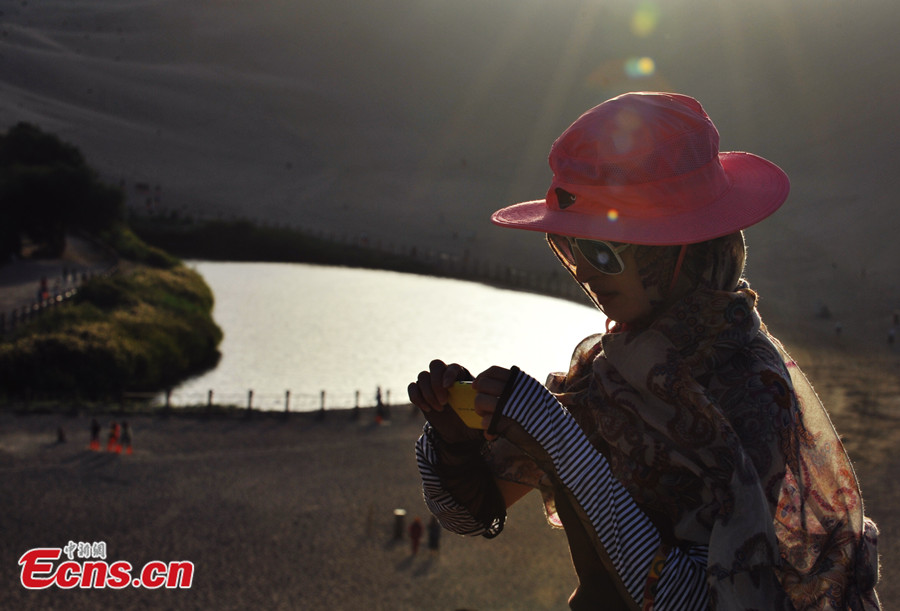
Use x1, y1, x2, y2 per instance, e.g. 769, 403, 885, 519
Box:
543, 285, 880, 609
489, 233, 879, 608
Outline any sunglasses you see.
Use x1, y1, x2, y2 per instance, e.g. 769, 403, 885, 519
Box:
547, 234, 630, 275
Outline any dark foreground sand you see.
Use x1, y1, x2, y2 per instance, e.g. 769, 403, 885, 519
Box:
0, 408, 579, 610
2, 365, 898, 611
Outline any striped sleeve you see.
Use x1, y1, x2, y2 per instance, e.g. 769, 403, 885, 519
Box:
501, 369, 709, 609
415, 424, 499, 537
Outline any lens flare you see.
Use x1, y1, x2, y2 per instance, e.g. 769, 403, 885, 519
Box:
631, 2, 661, 37
625, 57, 656, 78
607, 209, 620, 222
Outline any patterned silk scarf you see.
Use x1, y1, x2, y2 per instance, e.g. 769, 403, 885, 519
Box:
544, 284, 880, 609
495, 232, 882, 608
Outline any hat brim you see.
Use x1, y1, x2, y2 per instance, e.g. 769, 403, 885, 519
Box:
491, 152, 790, 245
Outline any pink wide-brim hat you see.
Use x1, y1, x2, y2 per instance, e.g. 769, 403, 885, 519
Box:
491, 92, 790, 246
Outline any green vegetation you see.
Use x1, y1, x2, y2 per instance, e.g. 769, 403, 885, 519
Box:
0, 263, 222, 398
0, 124, 222, 402
101, 224, 180, 269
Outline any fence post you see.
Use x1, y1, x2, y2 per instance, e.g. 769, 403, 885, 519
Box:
317, 390, 326, 421
207, 389, 214, 407
247, 389, 253, 411
284, 390, 290, 413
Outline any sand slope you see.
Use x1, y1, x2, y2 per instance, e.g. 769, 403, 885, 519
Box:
3, 1, 899, 323
0, 411, 577, 610
0, 399, 896, 609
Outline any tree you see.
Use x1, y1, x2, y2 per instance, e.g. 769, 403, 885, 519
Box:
0, 122, 124, 260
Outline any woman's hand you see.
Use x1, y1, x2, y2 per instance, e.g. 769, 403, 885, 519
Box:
409, 361, 517, 442
408, 359, 480, 444
408, 359, 470, 411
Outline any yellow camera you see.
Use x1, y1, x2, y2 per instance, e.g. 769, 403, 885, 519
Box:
447, 381, 485, 429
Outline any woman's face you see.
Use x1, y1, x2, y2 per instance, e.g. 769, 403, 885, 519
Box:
572, 246, 653, 324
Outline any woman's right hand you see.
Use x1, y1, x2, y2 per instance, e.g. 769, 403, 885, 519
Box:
408, 359, 481, 445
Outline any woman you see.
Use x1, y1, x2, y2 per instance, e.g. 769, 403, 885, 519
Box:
408, 93, 880, 609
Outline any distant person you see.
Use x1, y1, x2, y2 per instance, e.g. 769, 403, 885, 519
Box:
408, 516, 423, 555
120, 421, 133, 455
409, 93, 880, 608
107, 421, 120, 453
89, 419, 101, 451
427, 516, 441, 556
375, 386, 387, 425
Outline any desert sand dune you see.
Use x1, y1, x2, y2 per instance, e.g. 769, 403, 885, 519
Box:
3, 0, 899, 337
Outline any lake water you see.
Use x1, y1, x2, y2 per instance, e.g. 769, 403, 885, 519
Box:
166, 261, 606, 411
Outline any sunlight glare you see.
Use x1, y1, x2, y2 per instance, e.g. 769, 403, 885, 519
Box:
625, 56, 656, 78
631, 2, 661, 38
